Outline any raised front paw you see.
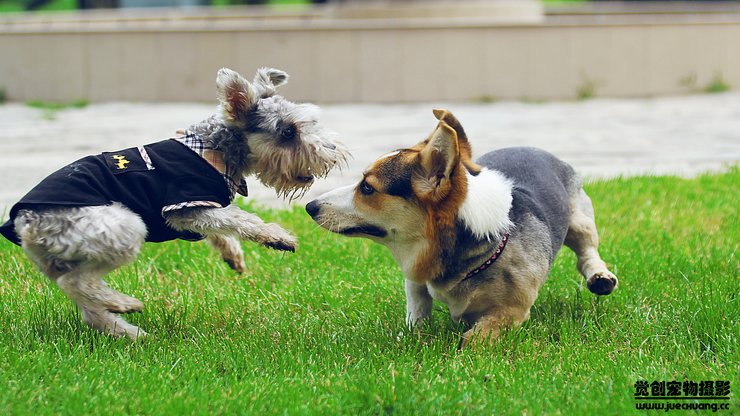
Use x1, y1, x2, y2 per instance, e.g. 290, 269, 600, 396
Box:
260, 223, 298, 252
587, 270, 618, 295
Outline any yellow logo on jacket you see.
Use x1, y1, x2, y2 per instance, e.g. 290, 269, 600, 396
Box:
112, 154, 130, 170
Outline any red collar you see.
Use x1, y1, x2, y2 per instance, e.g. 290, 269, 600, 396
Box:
463, 233, 510, 280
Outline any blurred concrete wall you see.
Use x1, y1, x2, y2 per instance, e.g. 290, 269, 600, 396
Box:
0, 2, 738, 103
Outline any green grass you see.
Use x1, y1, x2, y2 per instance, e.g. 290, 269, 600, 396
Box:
0, 0, 76, 13
25, 99, 89, 120
705, 72, 732, 94
0, 169, 737, 414
25, 99, 89, 111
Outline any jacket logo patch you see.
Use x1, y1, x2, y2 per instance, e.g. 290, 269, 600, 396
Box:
103, 148, 150, 174
112, 154, 130, 170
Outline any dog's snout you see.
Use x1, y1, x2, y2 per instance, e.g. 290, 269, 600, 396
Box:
306, 200, 321, 218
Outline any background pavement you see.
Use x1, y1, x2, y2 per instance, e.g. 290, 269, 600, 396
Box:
1, 93, 738, 216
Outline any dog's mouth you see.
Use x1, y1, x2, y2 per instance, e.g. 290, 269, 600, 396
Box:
339, 225, 387, 238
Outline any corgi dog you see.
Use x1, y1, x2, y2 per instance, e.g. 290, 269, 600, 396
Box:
306, 109, 618, 347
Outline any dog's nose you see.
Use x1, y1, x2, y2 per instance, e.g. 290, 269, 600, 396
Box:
305, 200, 321, 218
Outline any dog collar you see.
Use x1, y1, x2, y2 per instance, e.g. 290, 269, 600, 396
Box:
463, 233, 510, 280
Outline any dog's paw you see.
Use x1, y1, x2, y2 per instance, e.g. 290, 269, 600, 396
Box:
124, 326, 149, 342
264, 236, 297, 252
220, 244, 246, 273
106, 295, 144, 314
405, 313, 432, 329
223, 254, 246, 273
260, 223, 298, 252
458, 329, 498, 350
458, 334, 471, 350
206, 235, 246, 273
587, 270, 618, 295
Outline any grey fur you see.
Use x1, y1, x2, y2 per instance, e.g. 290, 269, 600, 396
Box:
477, 146, 578, 262
190, 68, 348, 199
11, 67, 350, 340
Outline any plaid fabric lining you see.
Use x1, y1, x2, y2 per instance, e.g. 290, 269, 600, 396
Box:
160, 131, 248, 214
162, 200, 223, 214
137, 146, 155, 170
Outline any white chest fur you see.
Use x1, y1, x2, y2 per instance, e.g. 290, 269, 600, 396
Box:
458, 168, 514, 240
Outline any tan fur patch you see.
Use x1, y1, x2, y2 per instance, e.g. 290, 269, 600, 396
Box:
410, 161, 467, 283
391, 122, 470, 283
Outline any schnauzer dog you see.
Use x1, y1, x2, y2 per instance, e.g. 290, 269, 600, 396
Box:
0, 67, 349, 340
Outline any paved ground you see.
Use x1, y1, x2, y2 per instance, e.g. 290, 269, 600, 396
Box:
1, 93, 738, 217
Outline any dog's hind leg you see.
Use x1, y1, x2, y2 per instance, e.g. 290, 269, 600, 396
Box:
459, 306, 532, 349
207, 234, 246, 273
54, 263, 144, 314
56, 264, 147, 340
81, 306, 146, 340
564, 189, 618, 295
17, 203, 149, 339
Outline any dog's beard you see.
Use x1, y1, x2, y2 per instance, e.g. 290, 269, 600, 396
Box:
252, 140, 350, 201
258, 172, 312, 201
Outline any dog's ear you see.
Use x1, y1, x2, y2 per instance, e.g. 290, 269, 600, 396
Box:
216, 68, 258, 124
416, 121, 460, 202
432, 108, 482, 175
252, 67, 290, 98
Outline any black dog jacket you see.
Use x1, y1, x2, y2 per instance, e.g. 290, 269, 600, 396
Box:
0, 139, 231, 245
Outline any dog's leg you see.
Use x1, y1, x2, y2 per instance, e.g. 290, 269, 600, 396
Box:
166, 205, 297, 252
405, 279, 433, 327
56, 264, 147, 340
17, 204, 149, 339
207, 234, 246, 273
80, 306, 146, 340
459, 307, 531, 349
60, 270, 144, 315
565, 189, 618, 295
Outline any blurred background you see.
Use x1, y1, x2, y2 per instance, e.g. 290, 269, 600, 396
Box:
0, 0, 738, 210
0, 0, 738, 103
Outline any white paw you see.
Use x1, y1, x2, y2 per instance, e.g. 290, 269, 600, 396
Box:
260, 223, 298, 252
405, 313, 431, 328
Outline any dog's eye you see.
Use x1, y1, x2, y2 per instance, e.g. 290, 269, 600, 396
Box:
281, 125, 297, 141
359, 180, 375, 196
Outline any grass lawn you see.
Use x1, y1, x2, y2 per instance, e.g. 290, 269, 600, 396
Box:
0, 169, 737, 414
